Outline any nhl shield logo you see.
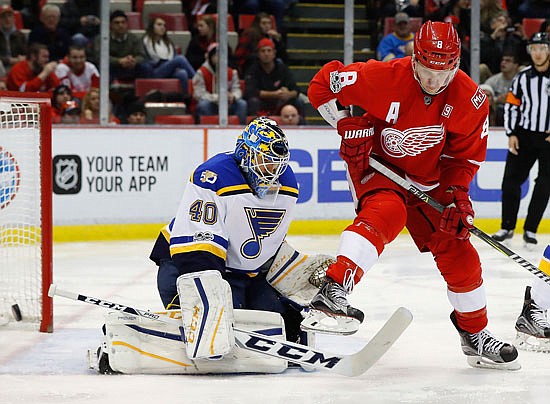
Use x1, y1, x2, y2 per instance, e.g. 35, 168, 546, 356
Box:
330, 71, 342, 93
53, 155, 82, 194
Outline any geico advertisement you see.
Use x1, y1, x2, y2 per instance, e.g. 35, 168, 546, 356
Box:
49, 127, 546, 225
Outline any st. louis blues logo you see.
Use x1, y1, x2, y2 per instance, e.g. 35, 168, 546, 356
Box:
0, 148, 20, 210
241, 207, 285, 259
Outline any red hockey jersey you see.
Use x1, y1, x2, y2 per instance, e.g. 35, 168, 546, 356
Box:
308, 57, 489, 190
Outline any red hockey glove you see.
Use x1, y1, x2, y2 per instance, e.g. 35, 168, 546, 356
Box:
439, 187, 475, 240
336, 116, 374, 178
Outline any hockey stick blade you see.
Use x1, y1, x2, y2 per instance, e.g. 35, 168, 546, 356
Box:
48, 284, 412, 376
235, 307, 412, 376
368, 156, 550, 285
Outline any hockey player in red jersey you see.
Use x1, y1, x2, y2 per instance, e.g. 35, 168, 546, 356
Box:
307, 21, 520, 369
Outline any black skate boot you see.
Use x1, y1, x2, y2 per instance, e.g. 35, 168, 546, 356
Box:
96, 345, 118, 375
523, 231, 538, 250
301, 280, 365, 335
450, 312, 520, 370
492, 229, 513, 242
515, 286, 550, 352
311, 280, 365, 322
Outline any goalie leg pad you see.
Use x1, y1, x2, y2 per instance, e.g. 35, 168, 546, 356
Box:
177, 270, 235, 359
267, 241, 334, 306
102, 309, 287, 374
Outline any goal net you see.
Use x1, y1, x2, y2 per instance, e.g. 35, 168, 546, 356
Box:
0, 91, 53, 332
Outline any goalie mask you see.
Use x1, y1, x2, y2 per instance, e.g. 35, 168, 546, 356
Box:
234, 117, 290, 199
412, 21, 461, 95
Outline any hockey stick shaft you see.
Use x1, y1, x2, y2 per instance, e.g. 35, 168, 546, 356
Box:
368, 156, 550, 284
48, 284, 412, 376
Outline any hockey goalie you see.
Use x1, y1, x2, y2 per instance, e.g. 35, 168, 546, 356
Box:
93, 118, 337, 374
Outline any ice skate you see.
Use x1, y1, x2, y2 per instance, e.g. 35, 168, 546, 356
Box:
89, 333, 118, 374
515, 286, 550, 352
492, 229, 513, 243
450, 312, 520, 370
523, 231, 537, 250
301, 280, 365, 335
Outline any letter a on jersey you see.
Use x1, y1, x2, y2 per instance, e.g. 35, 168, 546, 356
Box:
385, 102, 400, 124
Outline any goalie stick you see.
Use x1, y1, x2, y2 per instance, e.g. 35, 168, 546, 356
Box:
368, 156, 550, 285
48, 284, 412, 377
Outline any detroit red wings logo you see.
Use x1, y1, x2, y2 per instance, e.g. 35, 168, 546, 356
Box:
381, 124, 445, 158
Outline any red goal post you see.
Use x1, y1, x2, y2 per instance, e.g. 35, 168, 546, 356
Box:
0, 91, 53, 332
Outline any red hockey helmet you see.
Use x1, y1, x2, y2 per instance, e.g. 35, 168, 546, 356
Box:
414, 21, 461, 71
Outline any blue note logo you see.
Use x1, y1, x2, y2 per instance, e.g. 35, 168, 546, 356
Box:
0, 148, 20, 210
241, 207, 285, 259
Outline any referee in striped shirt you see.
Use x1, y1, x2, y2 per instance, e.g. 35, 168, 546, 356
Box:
493, 32, 550, 247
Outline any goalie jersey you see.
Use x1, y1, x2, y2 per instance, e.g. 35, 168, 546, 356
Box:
150, 152, 299, 275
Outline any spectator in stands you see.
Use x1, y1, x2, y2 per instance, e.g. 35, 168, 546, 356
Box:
539, 19, 550, 35
0, 5, 27, 75
51, 84, 74, 123
55, 45, 99, 100
518, 0, 550, 19
10, 0, 40, 30
427, 0, 471, 41
192, 43, 247, 125
244, 38, 303, 117
125, 101, 147, 125
0, 79, 6, 90
143, 17, 196, 95
402, 0, 424, 18
235, 12, 287, 77
480, 0, 504, 35
280, 103, 305, 126
28, 4, 72, 62
186, 15, 217, 70
92, 10, 151, 83
59, 99, 82, 124
6, 43, 59, 92
376, 12, 414, 62
60, 0, 100, 49
483, 50, 521, 126
80, 87, 120, 125
479, 84, 497, 126
480, 12, 528, 74
234, 0, 290, 34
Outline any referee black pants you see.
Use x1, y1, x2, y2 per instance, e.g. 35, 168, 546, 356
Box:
500, 130, 550, 233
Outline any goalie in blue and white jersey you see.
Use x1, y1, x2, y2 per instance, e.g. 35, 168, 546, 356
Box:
149, 117, 329, 352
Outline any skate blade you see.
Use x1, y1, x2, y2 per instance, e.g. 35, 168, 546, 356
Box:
523, 242, 537, 251
87, 348, 98, 370
515, 331, 550, 353
300, 309, 360, 335
466, 355, 521, 371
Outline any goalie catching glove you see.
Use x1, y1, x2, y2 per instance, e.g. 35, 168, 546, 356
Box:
439, 187, 475, 240
337, 116, 375, 180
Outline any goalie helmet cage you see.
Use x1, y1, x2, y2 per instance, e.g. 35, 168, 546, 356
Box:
0, 91, 53, 332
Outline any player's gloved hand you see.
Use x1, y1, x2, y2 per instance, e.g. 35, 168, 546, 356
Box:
439, 187, 474, 240
336, 116, 374, 178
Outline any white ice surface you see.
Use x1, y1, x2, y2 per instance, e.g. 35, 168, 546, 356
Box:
1, 234, 550, 404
